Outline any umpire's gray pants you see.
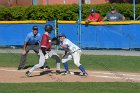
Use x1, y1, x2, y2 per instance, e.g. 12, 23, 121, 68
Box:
18, 45, 39, 68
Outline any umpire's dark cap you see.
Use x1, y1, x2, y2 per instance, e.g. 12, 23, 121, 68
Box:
32, 26, 38, 30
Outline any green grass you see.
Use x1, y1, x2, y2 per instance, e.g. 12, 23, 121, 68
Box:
0, 53, 140, 72
0, 53, 38, 67
81, 55, 140, 72
0, 82, 140, 93
0, 54, 140, 93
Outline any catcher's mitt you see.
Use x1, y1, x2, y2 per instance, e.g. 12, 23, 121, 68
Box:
51, 37, 60, 45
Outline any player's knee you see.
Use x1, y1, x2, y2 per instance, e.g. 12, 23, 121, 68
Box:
74, 62, 81, 67
37, 63, 44, 67
38, 64, 44, 67
62, 59, 67, 63
21, 53, 27, 56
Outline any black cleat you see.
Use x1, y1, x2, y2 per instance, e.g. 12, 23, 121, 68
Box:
40, 66, 50, 69
56, 70, 61, 75
62, 71, 71, 76
17, 67, 24, 70
80, 72, 88, 77
25, 71, 31, 77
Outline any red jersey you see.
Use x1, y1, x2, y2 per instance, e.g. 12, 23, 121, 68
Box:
40, 34, 51, 50
87, 13, 102, 22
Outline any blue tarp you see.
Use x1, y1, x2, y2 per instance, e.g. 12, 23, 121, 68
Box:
0, 22, 55, 45
0, 22, 140, 49
58, 24, 140, 48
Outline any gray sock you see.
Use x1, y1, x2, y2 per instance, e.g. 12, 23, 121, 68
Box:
56, 63, 60, 70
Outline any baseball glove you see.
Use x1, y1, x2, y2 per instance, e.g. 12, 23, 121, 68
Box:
51, 37, 60, 45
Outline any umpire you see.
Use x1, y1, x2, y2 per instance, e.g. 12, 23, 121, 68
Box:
18, 26, 41, 70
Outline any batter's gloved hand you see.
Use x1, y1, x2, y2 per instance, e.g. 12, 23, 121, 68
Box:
51, 37, 60, 45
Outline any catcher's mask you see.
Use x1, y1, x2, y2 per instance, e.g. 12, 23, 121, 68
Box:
51, 37, 60, 45
44, 24, 53, 33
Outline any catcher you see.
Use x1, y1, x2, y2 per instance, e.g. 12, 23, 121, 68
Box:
51, 37, 60, 45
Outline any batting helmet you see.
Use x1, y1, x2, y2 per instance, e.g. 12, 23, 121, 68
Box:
44, 24, 53, 33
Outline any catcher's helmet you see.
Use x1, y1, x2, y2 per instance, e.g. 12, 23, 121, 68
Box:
44, 24, 53, 33
90, 9, 95, 13
32, 26, 38, 30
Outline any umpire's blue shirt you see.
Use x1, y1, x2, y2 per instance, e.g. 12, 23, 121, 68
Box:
25, 32, 41, 45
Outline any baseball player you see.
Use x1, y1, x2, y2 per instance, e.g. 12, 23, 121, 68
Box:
18, 26, 49, 70
25, 24, 61, 77
58, 33, 88, 76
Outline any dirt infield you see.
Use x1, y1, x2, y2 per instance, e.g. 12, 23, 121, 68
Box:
0, 67, 140, 83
